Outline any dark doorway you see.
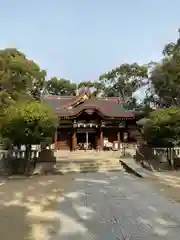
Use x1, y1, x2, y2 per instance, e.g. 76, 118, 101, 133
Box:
77, 130, 97, 150
88, 133, 96, 149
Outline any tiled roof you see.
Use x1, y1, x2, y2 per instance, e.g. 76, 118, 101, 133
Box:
43, 95, 134, 118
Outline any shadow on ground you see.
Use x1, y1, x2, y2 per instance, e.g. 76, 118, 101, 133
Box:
0, 175, 72, 240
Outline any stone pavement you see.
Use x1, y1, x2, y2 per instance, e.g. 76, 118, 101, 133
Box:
154, 171, 180, 188
52, 171, 180, 239
1, 171, 180, 239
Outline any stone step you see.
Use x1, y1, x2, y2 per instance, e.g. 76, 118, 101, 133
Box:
57, 164, 119, 168
55, 156, 120, 160
54, 151, 121, 157
54, 161, 122, 174
55, 159, 120, 164
53, 149, 123, 173
55, 163, 121, 168
55, 166, 122, 172
32, 160, 122, 175
59, 153, 121, 157
55, 166, 122, 174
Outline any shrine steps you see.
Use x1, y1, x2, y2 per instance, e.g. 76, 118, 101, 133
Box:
54, 150, 123, 174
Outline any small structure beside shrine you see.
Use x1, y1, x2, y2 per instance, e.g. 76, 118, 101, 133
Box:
43, 88, 142, 151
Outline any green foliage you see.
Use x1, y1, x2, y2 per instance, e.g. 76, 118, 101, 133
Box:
46, 77, 77, 96
143, 107, 180, 147
99, 63, 148, 109
1, 101, 58, 145
163, 42, 177, 57
0, 48, 46, 108
144, 33, 180, 109
148, 57, 180, 107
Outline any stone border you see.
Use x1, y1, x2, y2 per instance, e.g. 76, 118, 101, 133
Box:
120, 160, 144, 178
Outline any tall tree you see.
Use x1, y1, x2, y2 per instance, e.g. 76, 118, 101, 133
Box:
163, 42, 176, 57
0, 48, 46, 111
145, 33, 180, 108
46, 77, 77, 96
99, 63, 148, 109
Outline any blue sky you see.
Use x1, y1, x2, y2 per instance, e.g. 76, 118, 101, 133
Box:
0, 0, 180, 85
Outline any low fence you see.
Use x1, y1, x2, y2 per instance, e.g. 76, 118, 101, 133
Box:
120, 143, 137, 157
0, 150, 40, 175
0, 150, 40, 160
136, 145, 180, 170
152, 147, 180, 158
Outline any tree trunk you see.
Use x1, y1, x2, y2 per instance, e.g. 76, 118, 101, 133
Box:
25, 144, 31, 175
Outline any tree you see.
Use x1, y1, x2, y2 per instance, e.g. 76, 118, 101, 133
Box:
149, 58, 180, 107
143, 107, 180, 147
0, 48, 46, 109
46, 77, 77, 96
144, 32, 180, 108
1, 101, 58, 148
99, 63, 148, 109
163, 42, 177, 57
146, 54, 180, 108
78, 81, 105, 96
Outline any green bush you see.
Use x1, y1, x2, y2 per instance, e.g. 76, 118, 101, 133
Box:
143, 107, 180, 147
1, 101, 58, 146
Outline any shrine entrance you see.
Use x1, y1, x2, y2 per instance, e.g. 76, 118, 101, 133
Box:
76, 128, 97, 150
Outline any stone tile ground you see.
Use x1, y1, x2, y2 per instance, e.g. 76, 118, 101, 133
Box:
1, 171, 180, 239
56, 172, 180, 239
147, 171, 180, 203
0, 175, 72, 240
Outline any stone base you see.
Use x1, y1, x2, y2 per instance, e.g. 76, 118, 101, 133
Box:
33, 162, 56, 175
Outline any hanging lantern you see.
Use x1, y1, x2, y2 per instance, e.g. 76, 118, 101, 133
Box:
101, 121, 105, 127
119, 121, 125, 128
73, 120, 77, 128
124, 132, 128, 141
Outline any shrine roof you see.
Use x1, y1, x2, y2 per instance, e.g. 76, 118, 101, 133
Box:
43, 94, 134, 118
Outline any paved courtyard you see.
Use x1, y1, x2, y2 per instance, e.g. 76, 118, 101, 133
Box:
0, 171, 180, 239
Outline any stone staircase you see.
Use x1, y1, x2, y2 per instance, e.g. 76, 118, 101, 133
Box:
54, 150, 122, 174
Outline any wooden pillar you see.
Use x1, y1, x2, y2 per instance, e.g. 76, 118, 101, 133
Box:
117, 131, 121, 149
72, 130, 77, 151
100, 128, 103, 150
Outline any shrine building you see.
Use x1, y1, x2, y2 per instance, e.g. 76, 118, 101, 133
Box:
43, 88, 141, 151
